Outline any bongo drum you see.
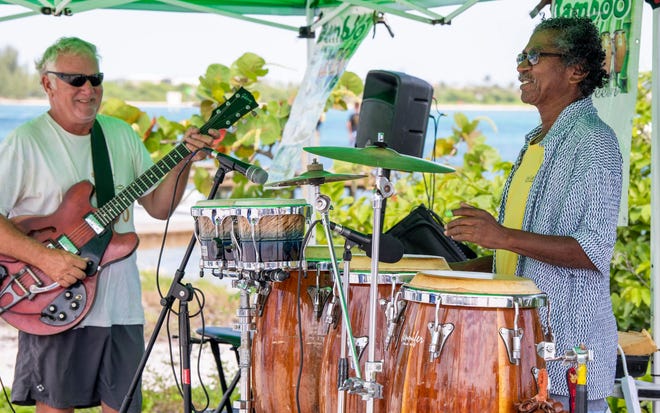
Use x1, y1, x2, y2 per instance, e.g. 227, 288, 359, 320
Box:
191, 198, 310, 273
250, 245, 337, 413
386, 270, 548, 413
318, 255, 450, 413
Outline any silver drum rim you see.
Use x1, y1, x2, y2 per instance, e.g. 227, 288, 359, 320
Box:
401, 285, 547, 309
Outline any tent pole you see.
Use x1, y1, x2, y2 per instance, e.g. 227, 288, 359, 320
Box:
652, 5, 659, 412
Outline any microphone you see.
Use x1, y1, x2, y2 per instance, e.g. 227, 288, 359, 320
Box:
202, 148, 268, 184
329, 222, 404, 264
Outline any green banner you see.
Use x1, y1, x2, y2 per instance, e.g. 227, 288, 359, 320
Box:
268, 7, 374, 183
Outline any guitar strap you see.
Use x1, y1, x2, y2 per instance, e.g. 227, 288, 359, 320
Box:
90, 119, 115, 207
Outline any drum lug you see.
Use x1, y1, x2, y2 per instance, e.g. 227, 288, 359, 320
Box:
307, 285, 332, 321
427, 322, 454, 361
253, 282, 271, 317
382, 295, 407, 350
499, 327, 524, 365
323, 295, 340, 332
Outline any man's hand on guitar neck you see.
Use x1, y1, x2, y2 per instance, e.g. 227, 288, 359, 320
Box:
183, 127, 219, 162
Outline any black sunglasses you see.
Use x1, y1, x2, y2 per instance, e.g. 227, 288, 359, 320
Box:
46, 71, 104, 87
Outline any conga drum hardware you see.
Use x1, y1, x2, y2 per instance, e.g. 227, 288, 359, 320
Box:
323, 292, 341, 331
427, 299, 455, 361
307, 277, 333, 321
383, 287, 407, 350
499, 301, 524, 365
250, 280, 271, 317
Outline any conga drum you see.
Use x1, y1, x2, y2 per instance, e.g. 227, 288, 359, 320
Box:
251, 245, 337, 412
318, 255, 450, 413
613, 29, 627, 74
386, 270, 548, 412
601, 31, 612, 75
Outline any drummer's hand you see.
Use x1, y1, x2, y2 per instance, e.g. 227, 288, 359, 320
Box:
444, 202, 508, 249
183, 127, 219, 161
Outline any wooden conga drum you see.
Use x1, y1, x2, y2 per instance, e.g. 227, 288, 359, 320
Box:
250, 245, 335, 412
385, 271, 548, 412
318, 255, 450, 413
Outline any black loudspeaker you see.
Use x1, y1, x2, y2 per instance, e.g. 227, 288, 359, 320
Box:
356, 70, 433, 158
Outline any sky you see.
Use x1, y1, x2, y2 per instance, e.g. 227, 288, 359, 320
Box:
0, 1, 654, 87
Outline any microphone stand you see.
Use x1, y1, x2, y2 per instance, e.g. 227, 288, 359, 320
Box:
120, 165, 229, 413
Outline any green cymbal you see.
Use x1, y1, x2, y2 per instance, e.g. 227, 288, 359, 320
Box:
266, 158, 366, 187
266, 170, 366, 187
303, 145, 455, 174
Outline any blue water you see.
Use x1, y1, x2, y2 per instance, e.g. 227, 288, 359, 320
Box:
0, 103, 540, 163
318, 106, 539, 165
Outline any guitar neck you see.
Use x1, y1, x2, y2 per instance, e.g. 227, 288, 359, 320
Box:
93, 142, 192, 227
90, 86, 257, 229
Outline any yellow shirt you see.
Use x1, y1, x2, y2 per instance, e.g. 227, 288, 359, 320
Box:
495, 143, 544, 275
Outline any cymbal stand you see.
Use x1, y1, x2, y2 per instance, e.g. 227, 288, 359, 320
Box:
120, 165, 228, 413
356, 166, 395, 413
311, 184, 363, 383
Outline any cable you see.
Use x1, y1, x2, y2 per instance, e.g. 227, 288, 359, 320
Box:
150, 149, 213, 412
0, 373, 17, 413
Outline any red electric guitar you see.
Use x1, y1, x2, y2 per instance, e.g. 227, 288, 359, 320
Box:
0, 87, 257, 335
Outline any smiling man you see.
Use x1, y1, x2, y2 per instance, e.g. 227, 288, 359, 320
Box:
445, 17, 622, 412
0, 37, 217, 413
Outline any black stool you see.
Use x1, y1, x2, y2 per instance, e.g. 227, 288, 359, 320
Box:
195, 326, 241, 413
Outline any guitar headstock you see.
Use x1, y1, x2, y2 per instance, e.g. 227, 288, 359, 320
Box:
199, 87, 258, 135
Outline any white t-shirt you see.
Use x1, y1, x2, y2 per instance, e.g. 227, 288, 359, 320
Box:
0, 112, 155, 327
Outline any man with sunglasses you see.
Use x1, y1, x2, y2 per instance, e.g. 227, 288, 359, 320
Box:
445, 17, 621, 412
0, 37, 218, 413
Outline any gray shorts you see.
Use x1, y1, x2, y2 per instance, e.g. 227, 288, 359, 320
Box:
11, 324, 144, 412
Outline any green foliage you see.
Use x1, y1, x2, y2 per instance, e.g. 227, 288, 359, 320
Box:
99, 52, 360, 202
610, 71, 652, 333
0, 46, 42, 99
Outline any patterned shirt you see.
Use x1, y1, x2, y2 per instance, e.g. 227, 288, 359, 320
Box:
497, 97, 622, 399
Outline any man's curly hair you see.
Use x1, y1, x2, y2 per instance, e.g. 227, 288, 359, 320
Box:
534, 17, 607, 97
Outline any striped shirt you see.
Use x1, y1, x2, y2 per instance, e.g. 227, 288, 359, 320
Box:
497, 97, 622, 400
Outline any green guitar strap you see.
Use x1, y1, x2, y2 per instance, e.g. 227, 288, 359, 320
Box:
90, 119, 115, 207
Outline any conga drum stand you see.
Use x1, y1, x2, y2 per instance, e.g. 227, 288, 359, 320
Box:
232, 278, 257, 413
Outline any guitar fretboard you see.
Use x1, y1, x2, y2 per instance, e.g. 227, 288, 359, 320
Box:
93, 143, 193, 226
